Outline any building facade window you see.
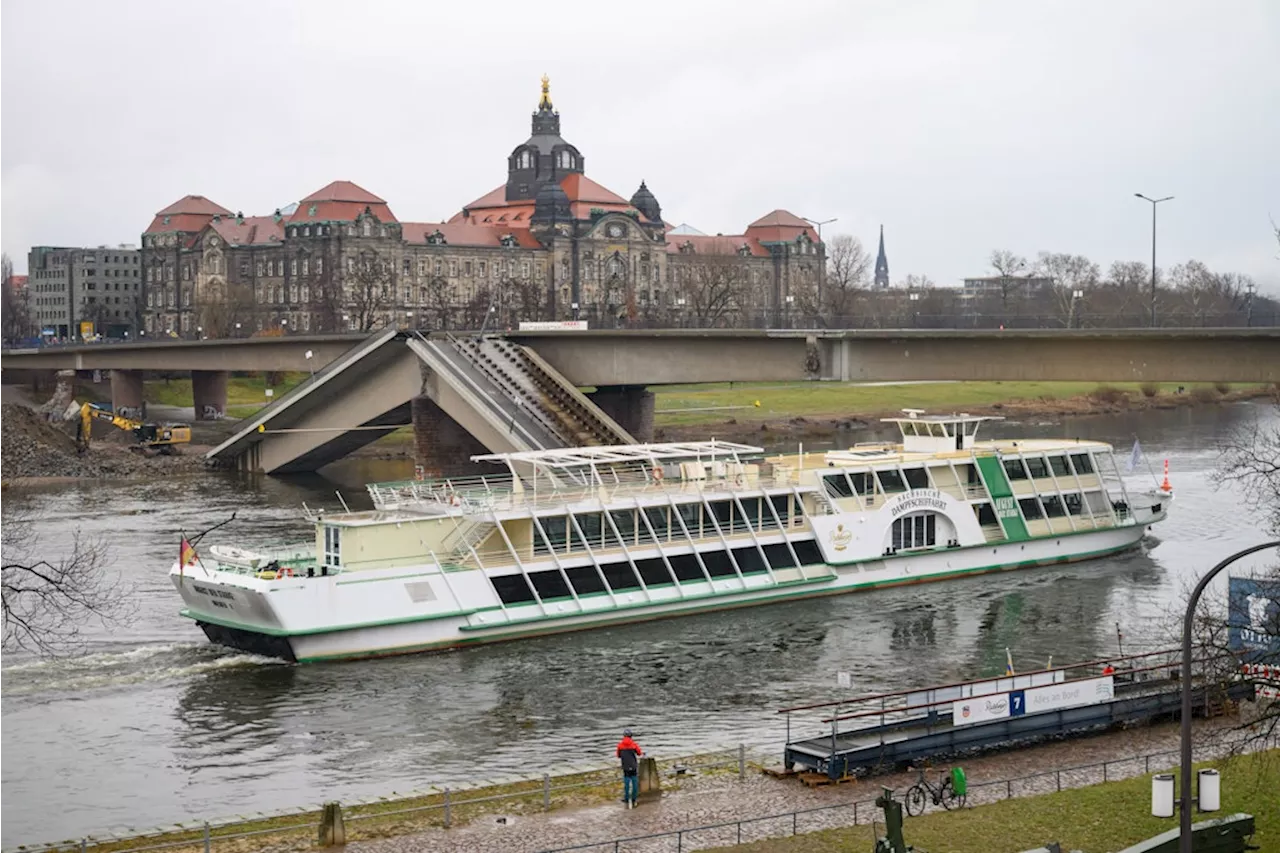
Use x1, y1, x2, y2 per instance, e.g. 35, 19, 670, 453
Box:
302, 259, 309, 276
316, 257, 323, 275
291, 259, 298, 276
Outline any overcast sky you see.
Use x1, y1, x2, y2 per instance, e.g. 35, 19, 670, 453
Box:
3, 0, 1278, 289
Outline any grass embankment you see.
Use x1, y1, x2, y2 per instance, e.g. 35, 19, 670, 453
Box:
53, 753, 741, 853
79, 373, 307, 415
653, 380, 1265, 428
724, 751, 1279, 853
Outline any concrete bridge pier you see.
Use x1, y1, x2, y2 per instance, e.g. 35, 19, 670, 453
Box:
191, 370, 229, 421
110, 370, 145, 420
411, 395, 488, 478
586, 385, 655, 444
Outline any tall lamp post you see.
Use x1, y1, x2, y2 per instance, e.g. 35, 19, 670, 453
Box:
1244, 280, 1256, 327
1176, 540, 1279, 852
1135, 193, 1173, 327
803, 217, 837, 317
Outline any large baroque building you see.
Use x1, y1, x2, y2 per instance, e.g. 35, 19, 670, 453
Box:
141, 77, 824, 336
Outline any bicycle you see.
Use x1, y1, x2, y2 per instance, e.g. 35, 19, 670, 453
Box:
904, 767, 966, 816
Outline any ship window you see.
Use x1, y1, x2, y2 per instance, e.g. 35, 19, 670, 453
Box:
737, 497, 761, 530
793, 539, 823, 566
763, 543, 797, 569
850, 472, 876, 497
565, 566, 607, 595
891, 512, 937, 550
904, 468, 930, 489
668, 554, 704, 582
676, 502, 700, 534
709, 500, 733, 527
634, 557, 673, 587
1049, 455, 1071, 477
602, 562, 642, 591
769, 495, 791, 525
1018, 498, 1044, 520
1070, 453, 1095, 475
1003, 459, 1028, 480
539, 515, 568, 551
1064, 493, 1084, 515
877, 470, 906, 494
976, 503, 998, 526
701, 550, 737, 577
1025, 457, 1049, 478
644, 506, 670, 541
732, 547, 767, 574
575, 512, 603, 548
610, 510, 636, 542
529, 570, 572, 601
323, 526, 342, 566
824, 473, 854, 498
1042, 495, 1066, 517
491, 573, 537, 605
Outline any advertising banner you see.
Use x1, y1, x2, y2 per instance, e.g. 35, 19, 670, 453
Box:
1018, 676, 1114, 715
952, 693, 1011, 726
1228, 576, 1280, 662
517, 320, 589, 331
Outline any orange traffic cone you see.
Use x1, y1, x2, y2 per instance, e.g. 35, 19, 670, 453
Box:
1160, 459, 1172, 493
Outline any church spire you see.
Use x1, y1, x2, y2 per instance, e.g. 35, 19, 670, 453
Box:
874, 224, 890, 289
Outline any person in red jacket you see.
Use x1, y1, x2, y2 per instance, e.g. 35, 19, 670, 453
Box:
616, 728, 643, 808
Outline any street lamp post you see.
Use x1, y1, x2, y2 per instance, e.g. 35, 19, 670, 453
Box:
909, 291, 920, 327
1135, 193, 1174, 327
1071, 289, 1084, 329
803, 217, 837, 317
1176, 540, 1279, 853
1244, 281, 1256, 327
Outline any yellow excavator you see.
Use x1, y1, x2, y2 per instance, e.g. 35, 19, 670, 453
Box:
76, 402, 192, 455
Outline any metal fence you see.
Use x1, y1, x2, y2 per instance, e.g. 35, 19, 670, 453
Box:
534, 739, 1279, 853
13, 738, 1274, 853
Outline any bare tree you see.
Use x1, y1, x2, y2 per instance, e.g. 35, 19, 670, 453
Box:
1036, 251, 1101, 326
2, 252, 33, 342
823, 234, 870, 320
2, 500, 127, 658
197, 281, 254, 338
989, 249, 1029, 310
897, 273, 936, 290
680, 255, 749, 328
348, 250, 394, 332
1219, 399, 1280, 536
505, 276, 548, 326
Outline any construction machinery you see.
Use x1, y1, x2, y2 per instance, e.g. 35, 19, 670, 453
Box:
76, 402, 191, 455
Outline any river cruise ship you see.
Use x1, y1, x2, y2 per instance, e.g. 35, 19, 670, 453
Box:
173, 413, 1171, 662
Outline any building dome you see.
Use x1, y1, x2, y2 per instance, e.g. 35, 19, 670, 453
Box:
531, 179, 572, 224
629, 181, 661, 223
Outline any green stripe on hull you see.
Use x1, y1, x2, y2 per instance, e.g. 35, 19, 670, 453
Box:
291, 538, 1140, 663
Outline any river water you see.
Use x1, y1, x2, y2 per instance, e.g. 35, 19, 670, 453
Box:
3, 402, 1277, 845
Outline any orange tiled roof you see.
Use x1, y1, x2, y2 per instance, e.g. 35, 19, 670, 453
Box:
209, 216, 286, 246
664, 234, 770, 257
155, 195, 232, 217
402, 222, 542, 249
292, 180, 397, 223
300, 181, 386, 204
456, 175, 652, 225
744, 209, 818, 244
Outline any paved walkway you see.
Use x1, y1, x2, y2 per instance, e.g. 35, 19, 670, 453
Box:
347, 720, 1223, 853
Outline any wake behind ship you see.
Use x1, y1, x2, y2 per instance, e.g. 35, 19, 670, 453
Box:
172, 412, 1171, 662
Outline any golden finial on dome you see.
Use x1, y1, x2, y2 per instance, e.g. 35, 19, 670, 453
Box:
539, 74, 553, 110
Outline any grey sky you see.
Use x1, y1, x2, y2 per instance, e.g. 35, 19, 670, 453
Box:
3, 0, 1278, 290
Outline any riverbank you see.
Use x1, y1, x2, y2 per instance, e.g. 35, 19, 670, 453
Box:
33, 719, 1273, 853
348, 380, 1278, 459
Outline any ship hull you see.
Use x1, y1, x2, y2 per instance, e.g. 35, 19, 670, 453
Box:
179, 522, 1151, 663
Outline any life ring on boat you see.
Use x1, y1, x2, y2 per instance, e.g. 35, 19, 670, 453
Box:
734, 474, 746, 488
275, 567, 294, 579
652, 467, 664, 482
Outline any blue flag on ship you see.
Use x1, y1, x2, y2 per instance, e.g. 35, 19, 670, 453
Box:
1125, 439, 1142, 474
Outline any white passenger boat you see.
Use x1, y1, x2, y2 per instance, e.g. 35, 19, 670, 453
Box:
172, 413, 1171, 662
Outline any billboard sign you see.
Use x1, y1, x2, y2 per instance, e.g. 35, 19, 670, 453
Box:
517, 320, 589, 331
1019, 676, 1114, 715
1229, 576, 1280, 662
952, 693, 1011, 726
